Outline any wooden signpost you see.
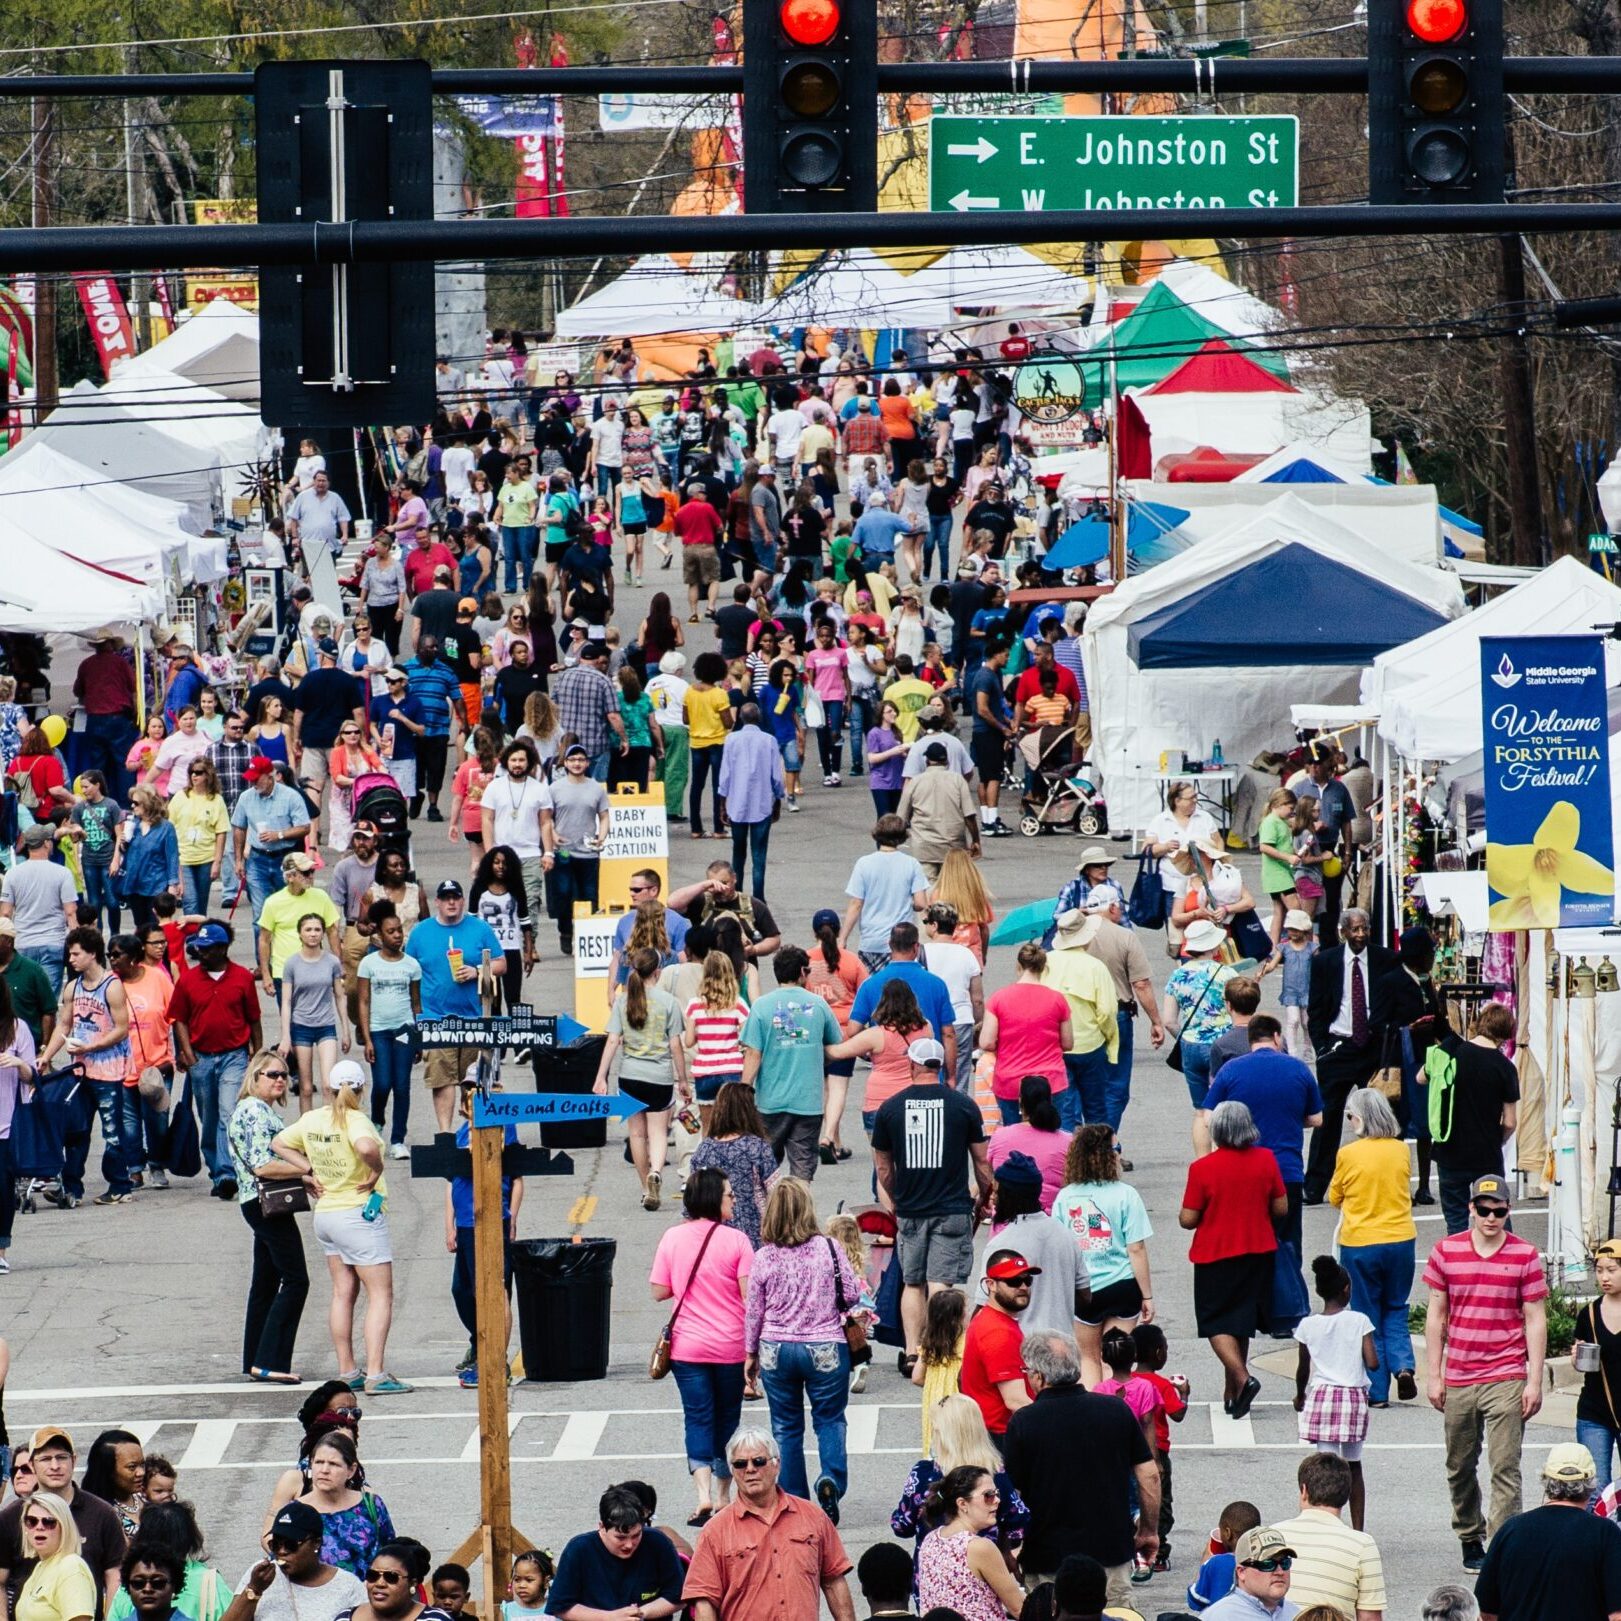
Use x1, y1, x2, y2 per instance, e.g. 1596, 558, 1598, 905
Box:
407, 1000, 586, 1617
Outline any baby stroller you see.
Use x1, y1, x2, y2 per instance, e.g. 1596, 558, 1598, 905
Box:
351, 771, 412, 863
12, 1065, 93, 1214
1016, 723, 1106, 839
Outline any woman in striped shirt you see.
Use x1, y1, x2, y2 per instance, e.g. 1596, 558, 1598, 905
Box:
683, 952, 751, 1134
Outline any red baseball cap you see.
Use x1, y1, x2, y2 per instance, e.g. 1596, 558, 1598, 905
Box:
985, 1250, 1042, 1281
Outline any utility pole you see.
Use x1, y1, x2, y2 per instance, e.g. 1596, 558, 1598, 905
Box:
30, 89, 57, 417
1496, 125, 1544, 566
125, 43, 151, 350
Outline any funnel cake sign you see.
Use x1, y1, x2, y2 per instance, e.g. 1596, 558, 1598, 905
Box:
1481, 634, 1615, 929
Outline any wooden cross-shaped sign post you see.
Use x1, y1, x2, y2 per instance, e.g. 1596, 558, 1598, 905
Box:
408, 997, 586, 1618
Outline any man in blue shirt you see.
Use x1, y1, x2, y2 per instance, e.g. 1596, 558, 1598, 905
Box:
230, 757, 316, 925
401, 635, 467, 823
741, 945, 841, 1180
1201, 1014, 1324, 1252
852, 504, 920, 569
546, 1485, 684, 1621
718, 703, 785, 903
842, 814, 930, 968
847, 922, 958, 1082
970, 642, 1014, 838
608, 870, 690, 985
408, 878, 502, 1132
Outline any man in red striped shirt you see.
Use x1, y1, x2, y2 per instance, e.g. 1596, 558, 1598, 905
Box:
1421, 1173, 1548, 1572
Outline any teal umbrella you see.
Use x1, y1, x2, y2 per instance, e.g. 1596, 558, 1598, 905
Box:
989, 896, 1060, 947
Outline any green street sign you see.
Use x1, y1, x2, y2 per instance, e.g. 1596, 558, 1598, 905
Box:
928, 114, 1298, 215
1589, 532, 1617, 555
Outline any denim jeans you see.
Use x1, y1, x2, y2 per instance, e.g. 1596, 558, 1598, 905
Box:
1106, 1011, 1136, 1135
1063, 1047, 1110, 1132
191, 1048, 249, 1186
501, 525, 538, 591
758, 1338, 850, 1500
1340, 1239, 1416, 1404
82, 864, 121, 935
61, 1078, 132, 1198
83, 711, 138, 801
815, 700, 846, 776
730, 818, 771, 901
1579, 1417, 1621, 1502
181, 863, 214, 916
19, 944, 63, 997
925, 512, 953, 578
244, 851, 286, 927
1182, 1039, 1214, 1108
596, 465, 622, 502
670, 1359, 746, 1477
689, 744, 724, 835
117, 1073, 171, 1171
370, 1027, 415, 1145
847, 692, 876, 772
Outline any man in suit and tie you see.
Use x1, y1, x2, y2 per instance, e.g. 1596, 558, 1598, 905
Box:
1303, 907, 1397, 1203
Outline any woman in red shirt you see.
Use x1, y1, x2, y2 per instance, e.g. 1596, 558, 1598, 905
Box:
13, 728, 70, 810
1179, 1098, 1289, 1419
980, 943, 1072, 1125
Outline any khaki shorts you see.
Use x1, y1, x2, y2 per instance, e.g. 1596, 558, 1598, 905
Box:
682, 544, 719, 587
424, 1045, 489, 1090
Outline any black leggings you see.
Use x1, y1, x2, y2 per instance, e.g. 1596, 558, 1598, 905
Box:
493, 951, 525, 1013
369, 602, 402, 656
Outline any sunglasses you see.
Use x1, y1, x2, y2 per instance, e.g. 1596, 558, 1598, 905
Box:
1473, 1202, 1509, 1218
731, 1454, 772, 1470
127, 1576, 171, 1591
262, 1068, 289, 1080
364, 1570, 407, 1586
1243, 1558, 1293, 1573
22, 1516, 57, 1530
268, 1536, 310, 1553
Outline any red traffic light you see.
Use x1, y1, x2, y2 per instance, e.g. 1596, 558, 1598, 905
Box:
1407, 0, 1467, 42
780, 0, 840, 46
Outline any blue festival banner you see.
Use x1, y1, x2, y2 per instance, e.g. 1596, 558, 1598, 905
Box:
1481, 634, 1615, 929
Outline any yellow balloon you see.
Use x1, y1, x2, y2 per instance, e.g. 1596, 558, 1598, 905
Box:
40, 715, 66, 749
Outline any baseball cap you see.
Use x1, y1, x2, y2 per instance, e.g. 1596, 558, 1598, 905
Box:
757, 464, 776, 476
811, 908, 842, 935
316, 637, 340, 657
269, 1501, 323, 1546
906, 1037, 945, 1069
1470, 1174, 1510, 1204
351, 820, 379, 839
1082, 884, 1118, 911
285, 852, 317, 874
437, 879, 465, 899
458, 597, 479, 614
0, 918, 17, 939
994, 1151, 1042, 1189
20, 824, 53, 848
385, 668, 410, 685
955, 557, 981, 577
186, 921, 231, 954
1235, 1528, 1296, 1565
29, 1427, 73, 1456
984, 1250, 1042, 1281
1544, 1442, 1597, 1482
563, 742, 591, 759
329, 1059, 367, 1091
243, 755, 278, 783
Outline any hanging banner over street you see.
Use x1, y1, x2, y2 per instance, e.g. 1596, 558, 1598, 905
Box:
72, 274, 135, 377
454, 95, 559, 137
1480, 633, 1616, 930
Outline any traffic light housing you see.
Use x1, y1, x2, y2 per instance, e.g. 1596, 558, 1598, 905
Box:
742, 0, 878, 214
1369, 0, 1504, 204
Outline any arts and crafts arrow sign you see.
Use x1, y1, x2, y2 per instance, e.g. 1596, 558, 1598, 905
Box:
472, 1092, 648, 1126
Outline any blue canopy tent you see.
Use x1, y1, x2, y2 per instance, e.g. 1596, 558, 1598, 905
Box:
1044, 501, 1190, 571
1125, 541, 1452, 669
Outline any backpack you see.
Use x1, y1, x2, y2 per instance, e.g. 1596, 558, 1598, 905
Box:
7, 766, 38, 812
1426, 1043, 1458, 1144
557, 491, 587, 542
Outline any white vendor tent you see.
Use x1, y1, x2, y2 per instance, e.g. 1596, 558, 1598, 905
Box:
85, 368, 266, 479
554, 255, 763, 339
762, 248, 954, 329
13, 380, 219, 528
1365, 555, 1621, 760
901, 246, 1089, 312
0, 523, 163, 634
114, 299, 260, 404
1120, 477, 1442, 572
1083, 493, 1466, 832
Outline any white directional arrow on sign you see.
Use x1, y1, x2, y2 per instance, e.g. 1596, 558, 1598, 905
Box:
948, 188, 1001, 211
946, 136, 999, 164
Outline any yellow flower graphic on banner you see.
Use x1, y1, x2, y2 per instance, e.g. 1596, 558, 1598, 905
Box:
1486, 800, 1615, 929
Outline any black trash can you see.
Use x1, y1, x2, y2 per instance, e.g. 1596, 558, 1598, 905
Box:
512, 1236, 617, 1382
535, 1034, 608, 1149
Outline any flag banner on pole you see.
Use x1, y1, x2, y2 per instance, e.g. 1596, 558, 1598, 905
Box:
72, 273, 136, 378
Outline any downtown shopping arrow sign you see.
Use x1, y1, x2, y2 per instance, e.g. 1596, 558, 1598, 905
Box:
928, 114, 1298, 214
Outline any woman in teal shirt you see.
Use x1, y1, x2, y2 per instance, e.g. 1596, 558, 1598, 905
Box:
611, 666, 662, 791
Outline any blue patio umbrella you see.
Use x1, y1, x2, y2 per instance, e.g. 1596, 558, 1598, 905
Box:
989, 896, 1061, 946
1043, 502, 1191, 572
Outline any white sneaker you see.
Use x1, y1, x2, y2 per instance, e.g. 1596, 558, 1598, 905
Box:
146, 1166, 170, 1190
828, 773, 841, 787
786, 795, 801, 812
389, 1143, 410, 1161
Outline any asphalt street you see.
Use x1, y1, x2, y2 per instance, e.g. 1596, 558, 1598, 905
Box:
10, 595, 1565, 1615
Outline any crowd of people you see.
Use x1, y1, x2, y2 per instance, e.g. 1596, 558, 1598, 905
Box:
0, 332, 1607, 1621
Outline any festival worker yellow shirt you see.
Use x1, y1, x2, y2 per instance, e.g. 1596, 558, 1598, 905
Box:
17, 1554, 97, 1621
168, 791, 230, 867
259, 886, 341, 976
885, 677, 937, 742
278, 1105, 386, 1212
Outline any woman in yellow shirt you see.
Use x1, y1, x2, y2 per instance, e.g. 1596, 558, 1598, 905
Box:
683, 652, 734, 840
273, 1061, 410, 1397
1327, 1086, 1418, 1407
167, 756, 230, 916
14, 1492, 94, 1621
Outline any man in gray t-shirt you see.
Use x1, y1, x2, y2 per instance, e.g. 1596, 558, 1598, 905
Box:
544, 743, 610, 954
0, 827, 79, 992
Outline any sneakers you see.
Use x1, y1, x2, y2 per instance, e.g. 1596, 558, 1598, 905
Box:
1152, 1552, 1171, 1574
94, 1191, 135, 1206
815, 1476, 841, 1527
822, 775, 834, 788
786, 795, 801, 812
344, 1370, 366, 1392
389, 1143, 410, 1161
365, 1373, 413, 1395
643, 1170, 662, 1212
848, 766, 864, 778
0, 1255, 11, 1274
426, 805, 445, 823
827, 773, 841, 787
1395, 1369, 1418, 1401
1461, 1539, 1486, 1572
455, 1341, 477, 1373
458, 1365, 479, 1388
146, 1166, 170, 1190
1130, 1556, 1153, 1585
986, 820, 1013, 838
850, 1365, 867, 1394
